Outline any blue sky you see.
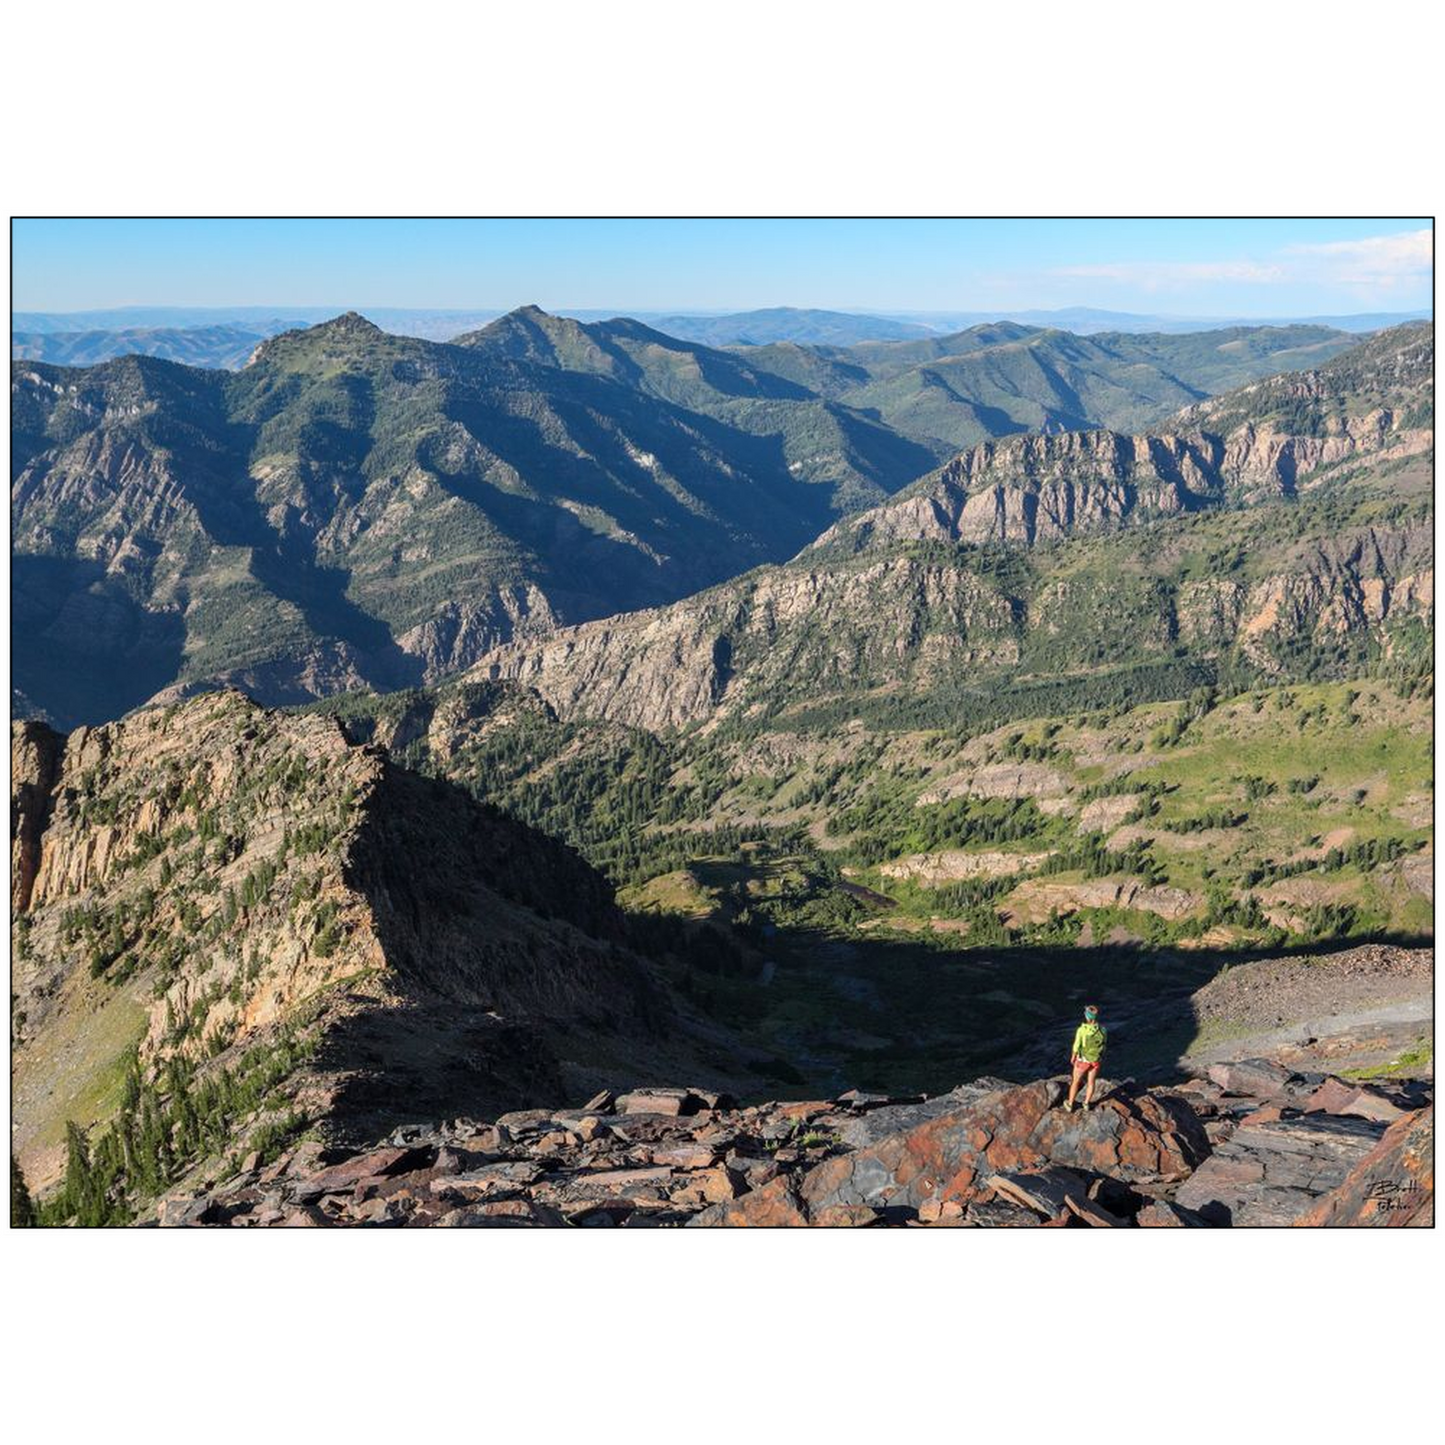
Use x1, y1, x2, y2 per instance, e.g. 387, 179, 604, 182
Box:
12, 218, 1433, 316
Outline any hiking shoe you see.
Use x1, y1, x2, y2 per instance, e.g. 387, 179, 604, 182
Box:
1082, 1101, 1092, 1112
1062, 1100, 1074, 1113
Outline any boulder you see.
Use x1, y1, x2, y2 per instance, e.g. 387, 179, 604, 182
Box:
799, 1079, 1208, 1217
616, 1089, 691, 1117
651, 1142, 717, 1170
1205, 1058, 1298, 1100
834, 1082, 1003, 1150
158, 1194, 219, 1227
987, 1169, 1085, 1219
494, 1108, 558, 1134
1294, 1107, 1433, 1227
1136, 1200, 1208, 1228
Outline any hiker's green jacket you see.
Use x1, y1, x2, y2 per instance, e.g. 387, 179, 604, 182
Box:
1071, 1021, 1107, 1062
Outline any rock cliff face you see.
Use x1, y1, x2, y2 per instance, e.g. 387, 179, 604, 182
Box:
10, 693, 696, 1192
11, 720, 64, 912
471, 507, 1431, 733
810, 321, 1433, 556
812, 430, 1214, 552
475, 553, 1024, 732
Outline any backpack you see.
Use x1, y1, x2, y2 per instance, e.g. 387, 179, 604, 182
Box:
1076, 1022, 1106, 1062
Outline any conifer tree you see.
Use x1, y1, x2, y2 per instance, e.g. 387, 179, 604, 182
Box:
11, 1156, 37, 1228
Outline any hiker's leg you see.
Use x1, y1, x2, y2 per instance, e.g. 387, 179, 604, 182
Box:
1066, 1062, 1085, 1105
1083, 1066, 1097, 1106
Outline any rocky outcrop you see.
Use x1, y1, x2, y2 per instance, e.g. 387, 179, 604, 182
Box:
1174, 1112, 1393, 1226
810, 430, 1215, 553
1169, 1060, 1432, 1226
9, 692, 691, 1189
472, 553, 1023, 731
814, 322, 1433, 557
795, 1079, 1208, 1217
11, 719, 64, 912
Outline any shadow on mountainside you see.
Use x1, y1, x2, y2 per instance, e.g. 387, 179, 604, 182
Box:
303, 761, 710, 1146
164, 406, 426, 692
634, 907, 1434, 1104
11, 554, 188, 728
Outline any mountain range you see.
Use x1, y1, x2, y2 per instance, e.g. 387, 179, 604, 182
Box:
470, 322, 1433, 731
12, 324, 270, 369
12, 307, 1396, 727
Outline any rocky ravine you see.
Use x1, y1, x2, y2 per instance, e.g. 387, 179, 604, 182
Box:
156, 1061, 1432, 1227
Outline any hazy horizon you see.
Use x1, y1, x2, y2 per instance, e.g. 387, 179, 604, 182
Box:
12, 219, 1432, 317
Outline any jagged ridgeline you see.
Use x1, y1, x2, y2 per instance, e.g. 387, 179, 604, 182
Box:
12, 307, 1372, 729
10, 691, 756, 1223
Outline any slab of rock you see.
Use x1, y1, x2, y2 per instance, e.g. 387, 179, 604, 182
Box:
1300, 1078, 1408, 1124
616, 1089, 693, 1117
835, 1089, 923, 1111
494, 1108, 559, 1134
987, 1169, 1086, 1219
429, 1160, 543, 1196
1175, 1113, 1389, 1225
834, 1082, 1002, 1149
671, 1165, 744, 1206
651, 1142, 717, 1170
1294, 1107, 1433, 1227
291, 1146, 433, 1200
959, 1198, 1042, 1227
687, 1174, 810, 1227
571, 1165, 674, 1191
158, 1194, 219, 1227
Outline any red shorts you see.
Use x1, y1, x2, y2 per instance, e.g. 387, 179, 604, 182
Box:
1072, 1057, 1100, 1074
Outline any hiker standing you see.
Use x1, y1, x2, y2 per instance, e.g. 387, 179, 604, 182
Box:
1064, 1004, 1106, 1112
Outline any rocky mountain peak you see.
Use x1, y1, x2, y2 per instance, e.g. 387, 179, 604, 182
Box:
316, 310, 383, 336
